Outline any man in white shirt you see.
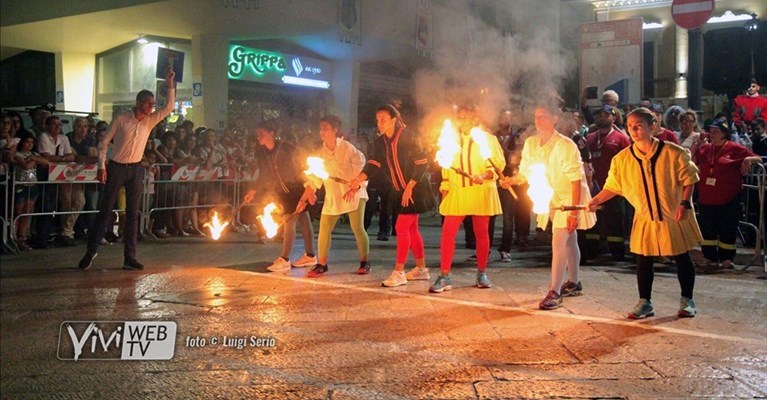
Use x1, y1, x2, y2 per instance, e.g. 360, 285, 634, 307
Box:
79, 69, 175, 271
33, 115, 75, 248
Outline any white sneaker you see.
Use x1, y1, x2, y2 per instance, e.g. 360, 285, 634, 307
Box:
292, 254, 317, 268
382, 270, 407, 287
405, 266, 430, 280
267, 257, 291, 272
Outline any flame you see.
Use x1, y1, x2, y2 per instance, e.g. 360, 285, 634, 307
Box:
435, 119, 460, 169
469, 127, 492, 160
259, 202, 280, 239
203, 211, 229, 240
304, 156, 329, 180
526, 163, 554, 214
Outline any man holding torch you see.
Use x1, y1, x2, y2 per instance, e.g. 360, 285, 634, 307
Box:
346, 105, 434, 287
502, 101, 596, 310
429, 104, 505, 293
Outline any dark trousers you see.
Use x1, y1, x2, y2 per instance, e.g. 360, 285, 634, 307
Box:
698, 197, 741, 262
498, 183, 531, 252
636, 253, 695, 300
580, 196, 625, 261
464, 215, 496, 250
87, 161, 144, 261
33, 181, 58, 246
364, 185, 393, 236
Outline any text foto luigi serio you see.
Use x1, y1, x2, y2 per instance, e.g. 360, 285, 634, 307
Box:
185, 335, 276, 350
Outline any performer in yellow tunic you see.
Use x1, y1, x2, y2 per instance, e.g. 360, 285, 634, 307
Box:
430, 105, 505, 293
589, 107, 702, 319
504, 103, 596, 310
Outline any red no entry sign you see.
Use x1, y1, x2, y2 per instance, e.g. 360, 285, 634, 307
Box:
671, 0, 715, 30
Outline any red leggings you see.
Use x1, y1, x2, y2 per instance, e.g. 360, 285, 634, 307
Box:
441, 215, 490, 273
395, 214, 425, 263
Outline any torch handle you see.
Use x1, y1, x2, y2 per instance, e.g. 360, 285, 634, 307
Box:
330, 176, 349, 185
450, 167, 472, 179
488, 160, 518, 200
552, 205, 602, 211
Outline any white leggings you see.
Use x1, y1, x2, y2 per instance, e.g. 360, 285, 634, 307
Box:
550, 228, 580, 293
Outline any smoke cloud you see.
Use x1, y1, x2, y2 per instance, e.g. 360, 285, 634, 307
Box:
414, 0, 576, 139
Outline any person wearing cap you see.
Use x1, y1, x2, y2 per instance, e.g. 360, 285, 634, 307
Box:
580, 89, 625, 131
589, 107, 701, 319
347, 104, 434, 288
649, 104, 680, 145
733, 80, 767, 127
428, 104, 505, 293
582, 104, 630, 262
694, 118, 761, 270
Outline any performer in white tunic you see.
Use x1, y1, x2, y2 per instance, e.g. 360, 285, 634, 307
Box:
504, 103, 596, 310
298, 116, 370, 277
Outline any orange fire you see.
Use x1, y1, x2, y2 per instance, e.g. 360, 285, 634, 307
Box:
259, 202, 280, 239
204, 211, 229, 240
435, 119, 460, 169
304, 156, 329, 180
526, 163, 554, 214
469, 127, 492, 160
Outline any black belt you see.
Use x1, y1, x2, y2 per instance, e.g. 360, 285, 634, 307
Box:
109, 159, 142, 167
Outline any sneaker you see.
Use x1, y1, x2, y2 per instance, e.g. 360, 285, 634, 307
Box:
627, 298, 655, 319
306, 263, 328, 278
560, 281, 583, 297
721, 260, 735, 269
476, 271, 492, 288
405, 266, 430, 280
78, 251, 97, 270
466, 253, 478, 262
293, 254, 317, 268
267, 257, 291, 272
376, 233, 389, 241
357, 261, 371, 275
382, 270, 407, 287
429, 275, 453, 293
499, 251, 512, 263
539, 290, 562, 310
122, 259, 144, 271
678, 297, 696, 318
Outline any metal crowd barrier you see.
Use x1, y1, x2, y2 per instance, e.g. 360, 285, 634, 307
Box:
739, 162, 766, 271
1, 169, 17, 254
143, 163, 237, 238
8, 163, 108, 246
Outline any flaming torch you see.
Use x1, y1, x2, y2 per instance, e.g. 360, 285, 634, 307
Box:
435, 120, 471, 178
526, 163, 554, 214
258, 202, 281, 239
469, 127, 517, 199
204, 211, 229, 240
304, 156, 348, 184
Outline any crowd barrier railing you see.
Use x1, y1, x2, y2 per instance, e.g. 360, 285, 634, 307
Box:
8, 163, 113, 247
1, 170, 17, 254
739, 162, 766, 271
143, 163, 238, 238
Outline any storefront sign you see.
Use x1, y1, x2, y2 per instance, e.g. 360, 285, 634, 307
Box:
227, 44, 331, 89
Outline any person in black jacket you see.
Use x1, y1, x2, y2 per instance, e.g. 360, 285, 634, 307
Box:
243, 120, 316, 273
347, 105, 434, 287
